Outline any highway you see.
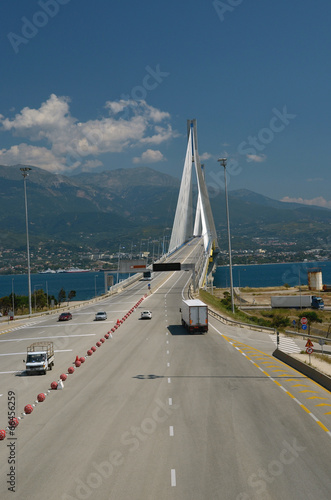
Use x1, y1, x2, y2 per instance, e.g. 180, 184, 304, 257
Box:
1, 239, 331, 499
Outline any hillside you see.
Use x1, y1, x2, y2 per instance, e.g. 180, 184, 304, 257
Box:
0, 164, 330, 257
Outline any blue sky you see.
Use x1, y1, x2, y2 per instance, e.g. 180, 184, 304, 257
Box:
0, 0, 330, 208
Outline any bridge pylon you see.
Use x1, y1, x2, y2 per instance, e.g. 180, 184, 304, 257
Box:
169, 119, 219, 256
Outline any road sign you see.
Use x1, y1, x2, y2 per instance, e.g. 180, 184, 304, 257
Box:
302, 324, 307, 330
292, 320, 296, 325
301, 317, 308, 325
306, 347, 313, 354
153, 263, 181, 272
319, 338, 326, 346
305, 339, 314, 347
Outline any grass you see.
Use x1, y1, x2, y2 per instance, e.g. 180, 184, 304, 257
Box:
199, 289, 275, 328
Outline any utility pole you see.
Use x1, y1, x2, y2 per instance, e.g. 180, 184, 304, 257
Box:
218, 158, 234, 313
20, 167, 32, 316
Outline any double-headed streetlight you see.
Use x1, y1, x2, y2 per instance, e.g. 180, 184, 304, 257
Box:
218, 158, 235, 313
20, 167, 32, 316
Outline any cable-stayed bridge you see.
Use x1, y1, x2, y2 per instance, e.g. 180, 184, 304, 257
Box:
155, 119, 219, 289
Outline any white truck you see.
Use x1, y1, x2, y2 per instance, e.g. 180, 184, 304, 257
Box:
24, 342, 55, 375
271, 295, 324, 310
180, 299, 208, 333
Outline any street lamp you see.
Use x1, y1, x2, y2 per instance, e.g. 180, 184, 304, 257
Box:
11, 278, 15, 318
20, 167, 32, 316
218, 158, 234, 313
94, 275, 98, 297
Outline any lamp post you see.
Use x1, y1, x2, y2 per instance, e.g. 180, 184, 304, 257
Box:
218, 158, 234, 313
11, 278, 15, 318
94, 275, 98, 297
20, 167, 32, 316
116, 244, 121, 284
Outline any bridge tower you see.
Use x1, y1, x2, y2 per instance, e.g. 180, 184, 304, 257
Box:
169, 119, 219, 255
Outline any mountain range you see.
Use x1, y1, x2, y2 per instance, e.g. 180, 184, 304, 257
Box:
0, 164, 330, 253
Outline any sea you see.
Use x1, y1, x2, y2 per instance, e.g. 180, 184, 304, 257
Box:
0, 261, 330, 301
213, 261, 331, 289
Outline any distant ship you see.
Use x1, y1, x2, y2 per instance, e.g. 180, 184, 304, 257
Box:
63, 268, 91, 273
38, 268, 56, 274
39, 267, 91, 273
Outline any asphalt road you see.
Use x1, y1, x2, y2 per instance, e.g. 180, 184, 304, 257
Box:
1, 239, 331, 499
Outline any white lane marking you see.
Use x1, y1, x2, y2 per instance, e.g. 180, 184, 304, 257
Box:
169, 398, 172, 406
166, 340, 169, 344
0, 371, 24, 374
169, 426, 174, 436
168, 378, 171, 383
167, 350, 169, 354
167, 362, 170, 367
0, 334, 96, 342
0, 349, 72, 356
171, 469, 176, 486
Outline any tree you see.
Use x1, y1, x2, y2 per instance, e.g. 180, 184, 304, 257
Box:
68, 290, 76, 301
58, 288, 66, 305
271, 314, 290, 329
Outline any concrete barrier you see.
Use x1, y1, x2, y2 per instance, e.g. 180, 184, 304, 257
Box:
273, 348, 331, 392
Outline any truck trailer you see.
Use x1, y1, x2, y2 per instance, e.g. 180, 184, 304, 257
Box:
180, 299, 208, 333
25, 342, 55, 375
271, 295, 324, 310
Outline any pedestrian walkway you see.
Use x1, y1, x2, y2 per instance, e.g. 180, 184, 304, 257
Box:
269, 333, 301, 353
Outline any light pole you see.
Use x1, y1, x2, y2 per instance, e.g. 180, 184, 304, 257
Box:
218, 158, 234, 313
116, 244, 121, 284
20, 167, 32, 316
94, 275, 98, 297
11, 278, 15, 318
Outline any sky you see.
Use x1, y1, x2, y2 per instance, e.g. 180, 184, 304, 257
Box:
0, 0, 330, 208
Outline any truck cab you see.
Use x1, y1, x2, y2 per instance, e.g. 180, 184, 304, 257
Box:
25, 341, 54, 375
312, 296, 324, 310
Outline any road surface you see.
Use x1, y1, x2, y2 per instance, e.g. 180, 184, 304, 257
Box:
1, 240, 331, 499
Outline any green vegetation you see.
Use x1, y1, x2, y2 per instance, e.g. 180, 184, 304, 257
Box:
0, 290, 58, 315
199, 289, 295, 331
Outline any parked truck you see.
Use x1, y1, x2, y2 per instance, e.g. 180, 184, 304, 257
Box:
271, 295, 324, 310
24, 342, 55, 375
323, 284, 331, 292
180, 299, 208, 333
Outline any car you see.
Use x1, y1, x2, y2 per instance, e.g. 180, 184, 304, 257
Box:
58, 312, 72, 321
140, 311, 152, 320
95, 311, 107, 321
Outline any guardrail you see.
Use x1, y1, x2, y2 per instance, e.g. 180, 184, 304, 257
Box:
284, 329, 331, 344
208, 308, 276, 334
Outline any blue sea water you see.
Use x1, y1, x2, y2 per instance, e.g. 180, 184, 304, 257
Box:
0, 261, 330, 300
0, 271, 130, 301
213, 261, 331, 289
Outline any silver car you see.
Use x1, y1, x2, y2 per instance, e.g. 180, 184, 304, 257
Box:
140, 311, 152, 320
95, 311, 107, 321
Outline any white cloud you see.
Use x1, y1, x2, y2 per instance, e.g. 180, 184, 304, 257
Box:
246, 154, 267, 163
140, 125, 178, 145
281, 196, 331, 209
200, 152, 212, 161
0, 143, 69, 172
133, 149, 165, 164
0, 95, 176, 173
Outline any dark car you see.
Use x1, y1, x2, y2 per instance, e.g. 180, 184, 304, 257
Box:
58, 312, 72, 321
